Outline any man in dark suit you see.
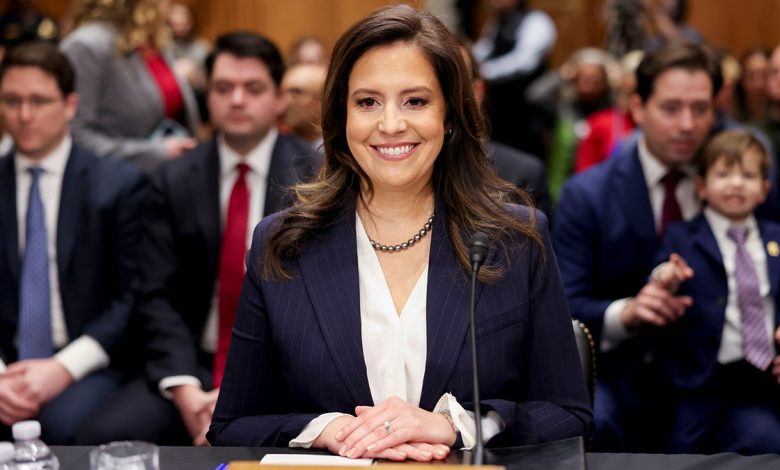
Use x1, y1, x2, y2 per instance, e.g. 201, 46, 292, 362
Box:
75, 32, 319, 445
553, 41, 720, 451
0, 43, 147, 444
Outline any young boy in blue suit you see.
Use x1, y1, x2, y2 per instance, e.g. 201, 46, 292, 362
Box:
652, 129, 780, 454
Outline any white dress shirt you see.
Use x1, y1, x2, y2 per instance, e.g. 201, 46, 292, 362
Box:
601, 137, 701, 351
159, 129, 278, 395
1, 134, 110, 379
288, 214, 504, 450
703, 208, 775, 363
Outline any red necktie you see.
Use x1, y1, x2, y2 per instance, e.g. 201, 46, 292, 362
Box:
659, 171, 683, 237
214, 163, 250, 388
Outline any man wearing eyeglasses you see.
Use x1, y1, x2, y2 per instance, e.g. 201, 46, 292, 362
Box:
0, 42, 148, 444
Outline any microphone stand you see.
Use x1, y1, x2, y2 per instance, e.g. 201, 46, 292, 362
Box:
468, 232, 489, 465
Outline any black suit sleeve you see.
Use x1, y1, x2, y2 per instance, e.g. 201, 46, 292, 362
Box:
79, 167, 149, 354
135, 169, 205, 385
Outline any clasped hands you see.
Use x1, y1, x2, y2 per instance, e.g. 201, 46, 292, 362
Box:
314, 396, 457, 461
0, 358, 74, 426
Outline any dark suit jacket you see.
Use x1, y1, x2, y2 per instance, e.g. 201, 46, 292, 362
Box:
0, 144, 147, 365
553, 141, 658, 366
136, 135, 319, 385
207, 204, 592, 447
486, 141, 553, 219
656, 215, 780, 390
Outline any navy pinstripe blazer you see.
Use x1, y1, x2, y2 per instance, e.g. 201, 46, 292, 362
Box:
207, 204, 592, 447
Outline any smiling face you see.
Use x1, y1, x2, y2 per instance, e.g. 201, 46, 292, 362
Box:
697, 148, 770, 222
346, 42, 446, 196
631, 67, 714, 168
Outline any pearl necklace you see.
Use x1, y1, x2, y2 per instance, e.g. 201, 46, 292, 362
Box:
368, 213, 434, 253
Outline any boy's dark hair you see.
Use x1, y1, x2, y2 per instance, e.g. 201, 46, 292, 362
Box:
0, 41, 75, 96
635, 40, 721, 102
205, 31, 285, 86
699, 129, 770, 179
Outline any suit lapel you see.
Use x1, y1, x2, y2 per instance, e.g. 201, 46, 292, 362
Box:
614, 145, 656, 248
57, 146, 88, 278
297, 209, 373, 405
0, 156, 19, 285
418, 208, 479, 410
758, 220, 780, 327
691, 214, 724, 266
190, 141, 221, 265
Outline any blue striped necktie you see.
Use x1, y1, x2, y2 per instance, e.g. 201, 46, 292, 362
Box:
18, 166, 53, 359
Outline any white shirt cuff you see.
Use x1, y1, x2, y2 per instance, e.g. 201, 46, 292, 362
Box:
159, 376, 204, 399
289, 412, 350, 448
433, 393, 505, 450
601, 298, 636, 352
53, 335, 110, 381
0, 358, 6, 373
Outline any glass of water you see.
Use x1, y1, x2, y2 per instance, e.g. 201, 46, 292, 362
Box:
90, 441, 159, 470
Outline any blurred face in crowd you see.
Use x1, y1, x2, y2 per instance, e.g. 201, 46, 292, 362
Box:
0, 65, 77, 161
697, 149, 770, 222
207, 53, 286, 155
281, 63, 326, 142
575, 63, 609, 106
742, 51, 768, 99
168, 2, 194, 40
346, 42, 446, 195
293, 39, 328, 66
766, 47, 780, 102
630, 67, 714, 168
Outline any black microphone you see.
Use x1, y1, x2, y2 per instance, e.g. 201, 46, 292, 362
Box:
468, 232, 490, 465
470, 232, 490, 271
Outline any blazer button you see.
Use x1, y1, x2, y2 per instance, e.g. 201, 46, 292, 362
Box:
716, 295, 726, 306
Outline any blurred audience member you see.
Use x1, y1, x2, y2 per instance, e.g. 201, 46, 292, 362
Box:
60, 0, 201, 172
714, 52, 740, 121
604, 0, 645, 58
74, 32, 319, 446
760, 45, 780, 165
574, 50, 642, 173
472, 0, 556, 158
644, 0, 705, 51
281, 63, 326, 150
462, 44, 552, 217
0, 42, 147, 444
287, 35, 328, 66
531, 48, 616, 200
0, 0, 59, 51
555, 41, 719, 452
735, 48, 770, 125
167, 1, 210, 122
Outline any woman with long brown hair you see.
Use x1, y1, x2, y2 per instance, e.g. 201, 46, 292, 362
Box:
208, 4, 590, 460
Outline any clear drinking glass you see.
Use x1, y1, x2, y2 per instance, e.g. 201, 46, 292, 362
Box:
89, 441, 159, 470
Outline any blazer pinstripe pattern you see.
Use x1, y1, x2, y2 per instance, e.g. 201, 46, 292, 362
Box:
208, 204, 592, 447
